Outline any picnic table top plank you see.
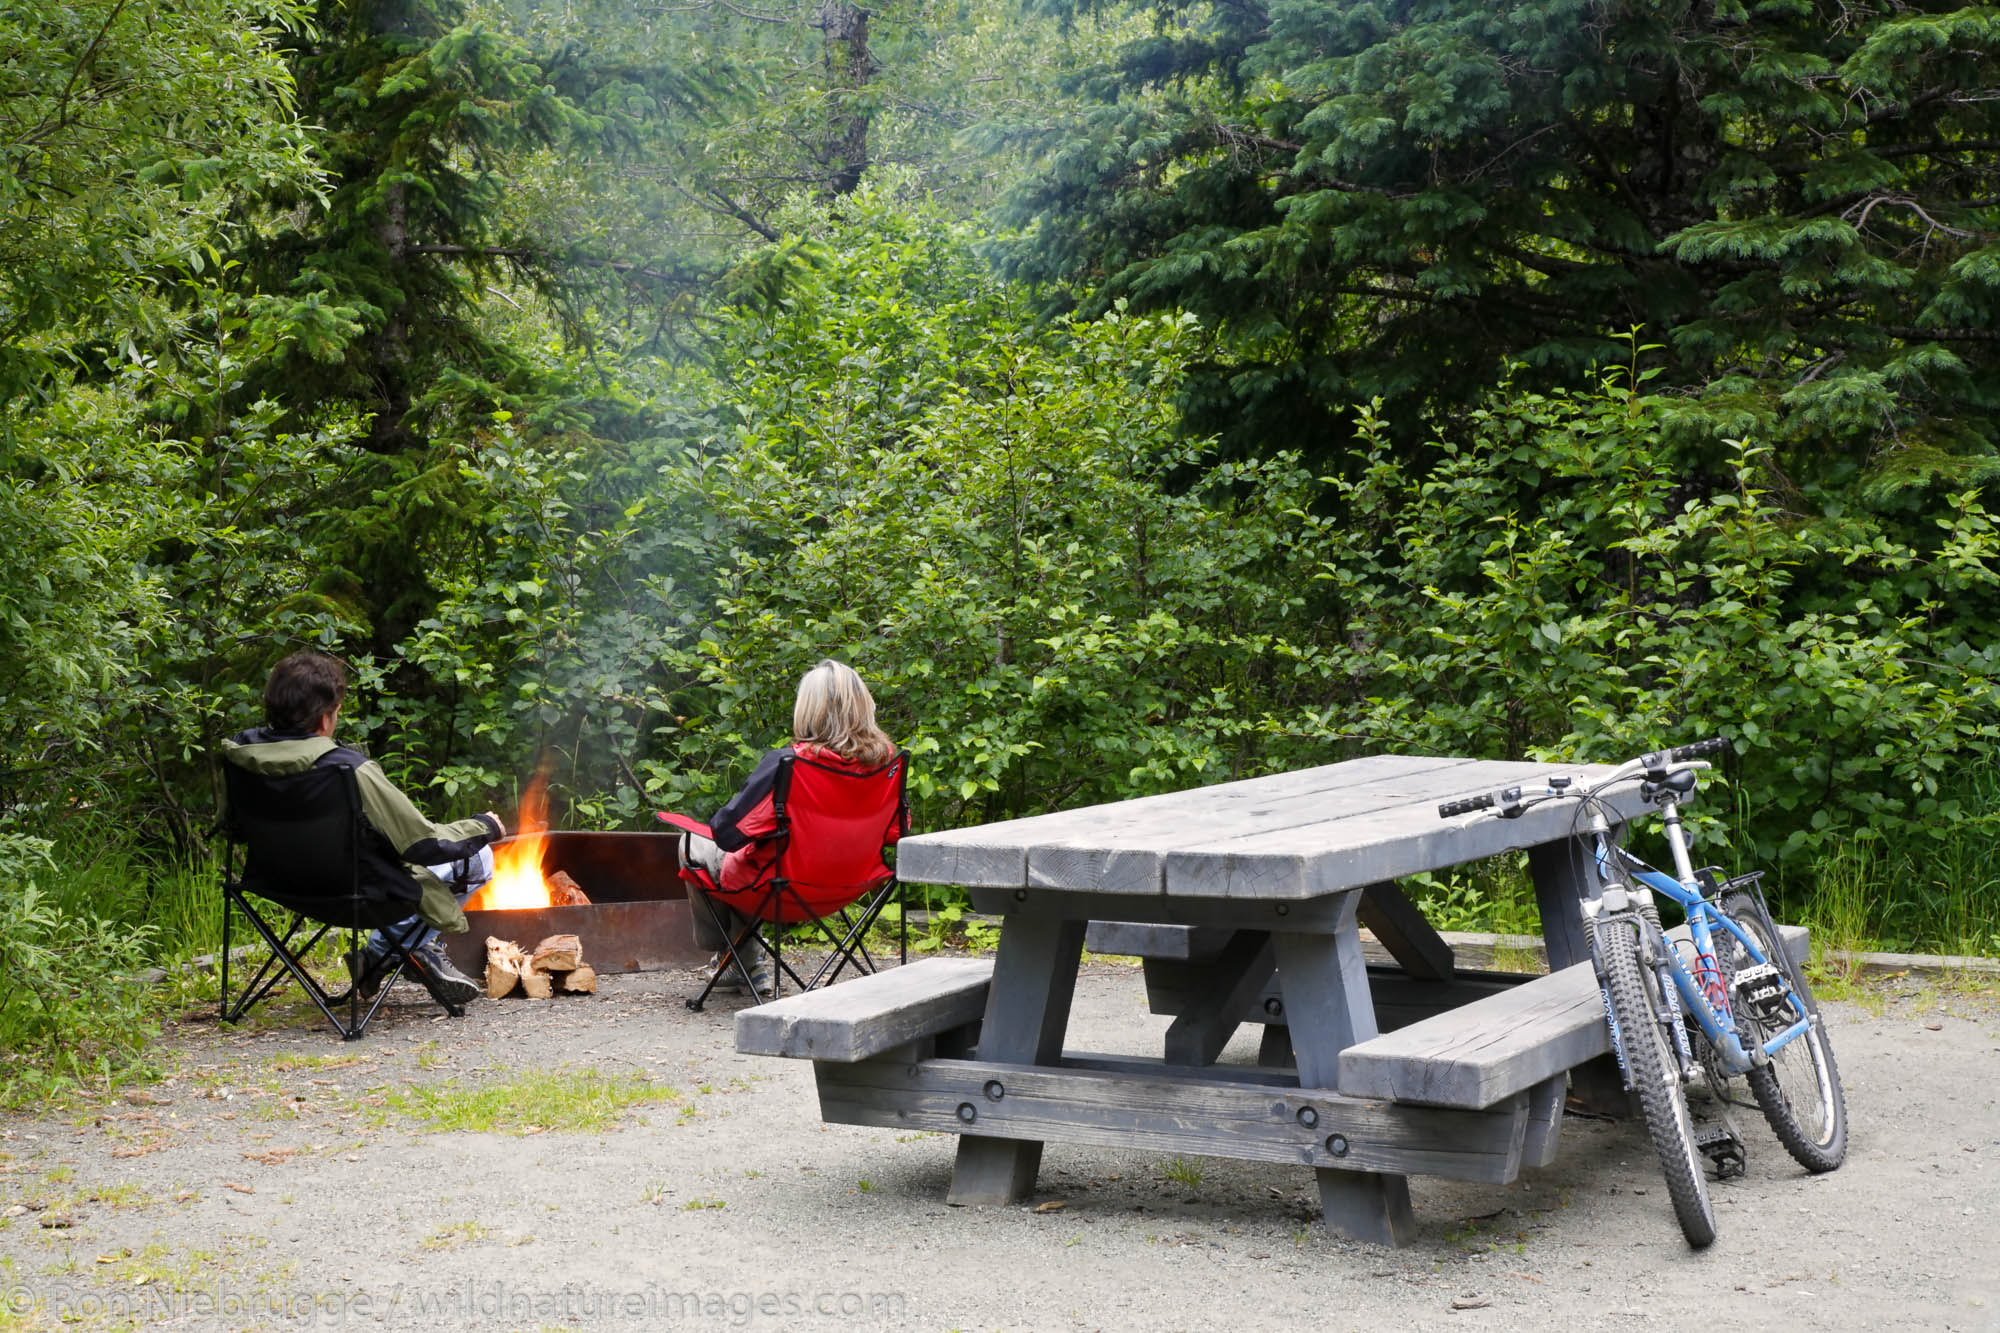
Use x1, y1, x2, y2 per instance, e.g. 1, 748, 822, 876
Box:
905, 755, 1500, 894
899, 755, 1650, 900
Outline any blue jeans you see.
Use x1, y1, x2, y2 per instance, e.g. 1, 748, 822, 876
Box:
365, 847, 493, 959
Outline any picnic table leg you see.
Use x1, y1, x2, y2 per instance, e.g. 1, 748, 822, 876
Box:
1529, 835, 1626, 1114
1528, 835, 1598, 971
947, 915, 1086, 1206
1356, 880, 1455, 980
1257, 1024, 1293, 1068
1272, 898, 1417, 1248
1162, 929, 1276, 1067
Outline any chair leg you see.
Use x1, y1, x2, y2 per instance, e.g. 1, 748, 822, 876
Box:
747, 925, 810, 997
347, 923, 360, 1037
736, 918, 809, 998
221, 888, 446, 1039
685, 888, 765, 1011
377, 921, 466, 1020
805, 881, 900, 991
222, 892, 366, 1037
221, 895, 315, 1022
219, 890, 233, 1027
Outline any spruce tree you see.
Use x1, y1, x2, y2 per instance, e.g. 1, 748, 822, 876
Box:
234, 0, 699, 652
1009, 0, 2000, 479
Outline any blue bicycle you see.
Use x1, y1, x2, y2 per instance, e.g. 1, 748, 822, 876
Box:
1439, 739, 1847, 1247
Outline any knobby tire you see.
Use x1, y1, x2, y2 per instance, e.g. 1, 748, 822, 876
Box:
1718, 891, 1848, 1173
1599, 919, 1717, 1248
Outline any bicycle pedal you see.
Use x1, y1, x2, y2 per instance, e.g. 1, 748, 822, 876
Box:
1694, 1124, 1747, 1180
1731, 962, 1791, 1022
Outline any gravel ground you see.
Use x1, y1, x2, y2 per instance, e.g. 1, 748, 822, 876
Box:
0, 959, 1995, 1332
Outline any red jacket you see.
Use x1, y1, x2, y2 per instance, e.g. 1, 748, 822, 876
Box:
701, 743, 905, 895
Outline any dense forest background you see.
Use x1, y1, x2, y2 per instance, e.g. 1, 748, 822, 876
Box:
4, 0, 1997, 1088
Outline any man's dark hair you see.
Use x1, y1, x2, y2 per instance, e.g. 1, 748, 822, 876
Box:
264, 652, 347, 734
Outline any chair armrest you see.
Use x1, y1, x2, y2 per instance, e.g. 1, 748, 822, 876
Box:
655, 812, 712, 838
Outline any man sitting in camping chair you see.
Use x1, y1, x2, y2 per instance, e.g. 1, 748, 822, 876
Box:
221, 652, 500, 1016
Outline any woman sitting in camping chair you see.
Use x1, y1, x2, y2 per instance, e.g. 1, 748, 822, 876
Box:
665, 659, 905, 999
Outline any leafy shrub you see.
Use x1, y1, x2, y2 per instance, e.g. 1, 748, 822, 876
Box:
1308, 353, 2000, 892
633, 193, 1334, 828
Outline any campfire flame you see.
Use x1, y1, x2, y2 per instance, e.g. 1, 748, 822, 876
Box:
464, 771, 553, 911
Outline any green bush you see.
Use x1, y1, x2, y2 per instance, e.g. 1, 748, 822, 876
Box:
631, 193, 1334, 829
1306, 353, 2000, 905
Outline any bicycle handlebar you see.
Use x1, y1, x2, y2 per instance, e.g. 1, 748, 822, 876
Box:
1437, 790, 1499, 819
1435, 738, 1730, 820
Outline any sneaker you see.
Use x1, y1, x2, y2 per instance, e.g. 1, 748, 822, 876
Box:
344, 949, 384, 1003
409, 940, 482, 1006
751, 952, 777, 999
707, 951, 746, 991
707, 950, 777, 998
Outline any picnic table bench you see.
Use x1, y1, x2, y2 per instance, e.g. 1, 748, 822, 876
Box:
1094, 918, 1807, 1106
732, 754, 1790, 1246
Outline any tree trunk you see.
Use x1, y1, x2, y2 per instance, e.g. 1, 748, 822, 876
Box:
365, 180, 415, 454
813, 0, 872, 197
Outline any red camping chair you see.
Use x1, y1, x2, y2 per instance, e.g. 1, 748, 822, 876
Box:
660, 748, 909, 1011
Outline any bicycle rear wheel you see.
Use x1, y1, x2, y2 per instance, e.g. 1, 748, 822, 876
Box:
1598, 918, 1717, 1248
1718, 891, 1847, 1173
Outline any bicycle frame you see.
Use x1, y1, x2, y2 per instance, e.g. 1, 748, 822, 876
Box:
1443, 743, 1848, 1238
1577, 794, 1815, 1081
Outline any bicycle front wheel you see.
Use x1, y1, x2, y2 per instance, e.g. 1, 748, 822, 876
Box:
1719, 892, 1848, 1173
1599, 918, 1717, 1248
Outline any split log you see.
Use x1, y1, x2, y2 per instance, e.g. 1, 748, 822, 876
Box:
560, 964, 598, 995
518, 962, 554, 999
484, 937, 527, 999
530, 934, 583, 973
549, 870, 591, 907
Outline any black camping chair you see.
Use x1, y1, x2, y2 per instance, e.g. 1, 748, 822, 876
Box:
219, 761, 469, 1040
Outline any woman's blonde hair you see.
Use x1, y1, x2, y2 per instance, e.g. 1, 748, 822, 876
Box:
792, 659, 895, 766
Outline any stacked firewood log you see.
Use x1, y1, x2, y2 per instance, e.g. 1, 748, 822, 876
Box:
484, 933, 597, 998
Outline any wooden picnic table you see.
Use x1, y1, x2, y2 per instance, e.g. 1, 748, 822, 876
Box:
740, 754, 1656, 1246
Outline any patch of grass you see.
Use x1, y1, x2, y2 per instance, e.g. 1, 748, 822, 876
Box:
80, 1181, 153, 1209
17, 1178, 158, 1220
0, 837, 166, 1107
1764, 773, 2000, 960
420, 1221, 490, 1251
1806, 841, 1873, 966
1489, 940, 1547, 974
681, 1197, 725, 1211
1160, 1157, 1204, 1189
121, 1242, 216, 1292
374, 1067, 679, 1135
263, 1052, 369, 1075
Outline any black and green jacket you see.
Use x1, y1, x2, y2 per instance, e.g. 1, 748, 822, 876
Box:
220, 728, 500, 932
